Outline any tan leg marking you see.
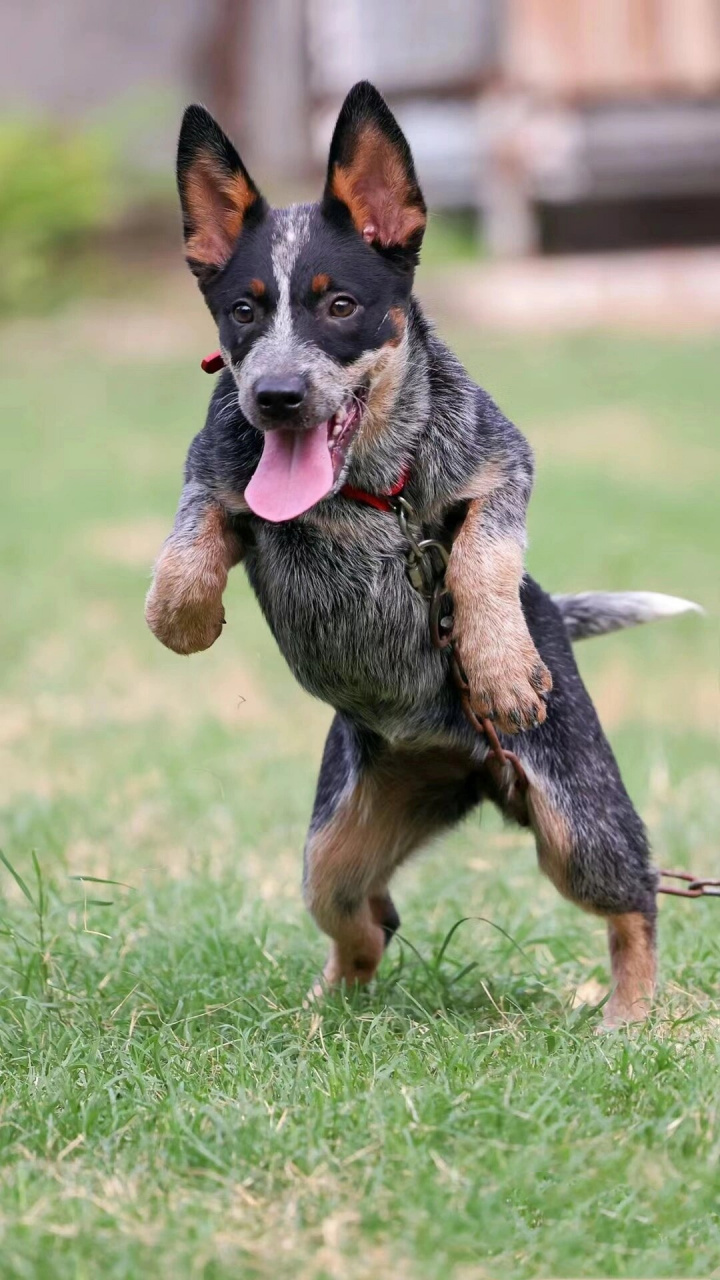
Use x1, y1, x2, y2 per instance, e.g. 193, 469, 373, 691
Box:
306, 775, 415, 990
306, 750, 475, 993
527, 784, 573, 898
604, 912, 656, 1028
525, 781, 656, 1028
446, 499, 552, 734
145, 506, 242, 655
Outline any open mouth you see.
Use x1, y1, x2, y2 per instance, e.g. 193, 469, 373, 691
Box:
245, 388, 367, 523
327, 389, 366, 479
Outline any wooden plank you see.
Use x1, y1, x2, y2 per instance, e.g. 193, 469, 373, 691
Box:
657, 0, 720, 91
504, 0, 720, 97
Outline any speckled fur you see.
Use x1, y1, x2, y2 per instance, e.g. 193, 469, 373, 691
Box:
147, 84, 669, 1024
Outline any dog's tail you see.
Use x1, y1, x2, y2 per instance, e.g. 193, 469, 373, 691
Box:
553, 590, 703, 641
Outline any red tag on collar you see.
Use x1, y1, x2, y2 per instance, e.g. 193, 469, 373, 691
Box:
201, 350, 225, 374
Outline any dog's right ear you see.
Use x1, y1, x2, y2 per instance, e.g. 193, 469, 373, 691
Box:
322, 81, 426, 267
177, 105, 266, 282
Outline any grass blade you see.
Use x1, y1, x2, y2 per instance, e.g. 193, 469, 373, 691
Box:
0, 850, 35, 907
67, 875, 134, 890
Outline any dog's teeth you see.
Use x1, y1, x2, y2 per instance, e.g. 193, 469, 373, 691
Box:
328, 399, 359, 446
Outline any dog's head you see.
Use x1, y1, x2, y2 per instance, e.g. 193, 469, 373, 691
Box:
177, 82, 426, 521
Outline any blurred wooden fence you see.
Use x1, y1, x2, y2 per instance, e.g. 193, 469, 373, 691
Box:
506, 0, 720, 97
3, 0, 720, 255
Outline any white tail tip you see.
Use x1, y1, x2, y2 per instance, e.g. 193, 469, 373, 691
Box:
623, 592, 704, 620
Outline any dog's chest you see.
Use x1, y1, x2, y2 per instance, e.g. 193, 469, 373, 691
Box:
244, 516, 448, 724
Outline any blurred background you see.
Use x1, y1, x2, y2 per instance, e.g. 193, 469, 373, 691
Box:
0, 0, 717, 910
5, 0, 720, 313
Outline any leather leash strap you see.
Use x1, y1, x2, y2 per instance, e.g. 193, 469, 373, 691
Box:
656, 871, 720, 898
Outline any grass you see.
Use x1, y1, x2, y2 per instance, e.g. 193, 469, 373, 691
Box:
0, 284, 718, 1278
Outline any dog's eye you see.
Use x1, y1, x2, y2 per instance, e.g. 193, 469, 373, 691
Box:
328, 295, 357, 319
232, 300, 255, 325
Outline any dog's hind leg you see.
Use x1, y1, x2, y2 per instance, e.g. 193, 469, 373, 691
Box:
499, 579, 659, 1027
605, 911, 657, 1028
304, 715, 481, 996
522, 775, 657, 1027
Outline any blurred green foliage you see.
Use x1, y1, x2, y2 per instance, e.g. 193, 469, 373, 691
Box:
0, 118, 116, 314
422, 208, 481, 265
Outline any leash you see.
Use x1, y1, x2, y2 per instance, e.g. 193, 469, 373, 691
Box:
316, 449, 528, 786
201, 351, 716, 900
385, 489, 529, 791
656, 871, 720, 898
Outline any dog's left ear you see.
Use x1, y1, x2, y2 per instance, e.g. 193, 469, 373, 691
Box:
177, 104, 266, 282
322, 82, 426, 264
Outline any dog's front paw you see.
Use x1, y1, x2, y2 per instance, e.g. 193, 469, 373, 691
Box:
145, 532, 231, 655
463, 645, 552, 734
145, 578, 226, 655
146, 592, 225, 655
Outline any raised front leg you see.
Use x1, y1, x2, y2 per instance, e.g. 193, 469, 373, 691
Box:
446, 442, 552, 734
145, 481, 243, 655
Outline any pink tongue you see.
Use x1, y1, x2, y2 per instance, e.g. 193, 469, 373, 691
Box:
245, 422, 334, 522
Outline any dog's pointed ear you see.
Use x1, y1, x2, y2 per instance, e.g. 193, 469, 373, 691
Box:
322, 82, 426, 264
177, 105, 267, 282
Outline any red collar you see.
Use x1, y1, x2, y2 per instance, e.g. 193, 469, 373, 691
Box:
202, 350, 409, 511
340, 470, 408, 512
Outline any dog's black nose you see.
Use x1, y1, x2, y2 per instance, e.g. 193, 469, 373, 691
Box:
254, 375, 307, 419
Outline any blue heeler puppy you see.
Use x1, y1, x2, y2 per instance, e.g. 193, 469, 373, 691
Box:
146, 82, 700, 1027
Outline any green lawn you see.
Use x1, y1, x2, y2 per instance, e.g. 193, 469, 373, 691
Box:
0, 295, 718, 1279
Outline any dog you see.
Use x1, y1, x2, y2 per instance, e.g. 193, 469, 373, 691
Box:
146, 82, 699, 1027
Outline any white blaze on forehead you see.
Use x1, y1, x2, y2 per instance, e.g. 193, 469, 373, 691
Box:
270, 205, 311, 349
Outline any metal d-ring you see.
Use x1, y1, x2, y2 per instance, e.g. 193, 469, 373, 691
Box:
429, 579, 455, 650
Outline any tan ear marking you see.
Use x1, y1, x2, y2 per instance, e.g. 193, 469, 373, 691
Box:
330, 125, 425, 248
184, 149, 257, 270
